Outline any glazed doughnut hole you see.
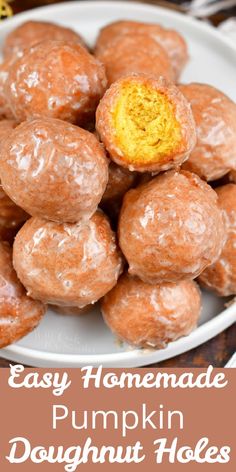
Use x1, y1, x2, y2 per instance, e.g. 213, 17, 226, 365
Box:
118, 170, 226, 284
198, 184, 236, 296
13, 211, 123, 307
3, 20, 87, 60
180, 83, 236, 181
96, 75, 196, 172
0, 60, 15, 120
102, 274, 201, 349
0, 118, 109, 223
5, 40, 107, 125
0, 187, 28, 244
95, 20, 188, 80
0, 241, 46, 348
229, 170, 236, 183
95, 33, 175, 86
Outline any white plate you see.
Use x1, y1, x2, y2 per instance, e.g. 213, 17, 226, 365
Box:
1, 1, 236, 367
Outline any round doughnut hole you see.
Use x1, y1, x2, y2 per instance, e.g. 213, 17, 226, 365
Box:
113, 81, 182, 166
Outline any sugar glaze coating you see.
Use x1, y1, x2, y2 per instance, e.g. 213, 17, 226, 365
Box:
118, 170, 226, 283
0, 118, 109, 223
5, 40, 107, 125
13, 212, 123, 307
3, 20, 87, 60
102, 274, 201, 348
180, 83, 236, 181
96, 33, 175, 86
198, 184, 236, 296
95, 20, 188, 80
0, 241, 46, 348
96, 75, 196, 173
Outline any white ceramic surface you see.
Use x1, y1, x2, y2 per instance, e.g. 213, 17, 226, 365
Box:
0, 1, 236, 367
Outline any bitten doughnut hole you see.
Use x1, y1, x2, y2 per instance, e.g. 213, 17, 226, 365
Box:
96, 76, 196, 173
113, 82, 182, 166
0, 241, 46, 348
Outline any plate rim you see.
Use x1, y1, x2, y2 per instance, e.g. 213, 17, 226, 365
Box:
0, 0, 236, 366
0, 0, 236, 54
2, 302, 236, 367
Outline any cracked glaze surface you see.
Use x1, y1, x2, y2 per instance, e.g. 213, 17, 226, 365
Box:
180, 83, 236, 181
199, 184, 236, 296
5, 40, 107, 125
95, 20, 188, 80
0, 118, 109, 223
13, 211, 123, 307
0, 241, 45, 348
102, 273, 201, 348
118, 170, 226, 283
